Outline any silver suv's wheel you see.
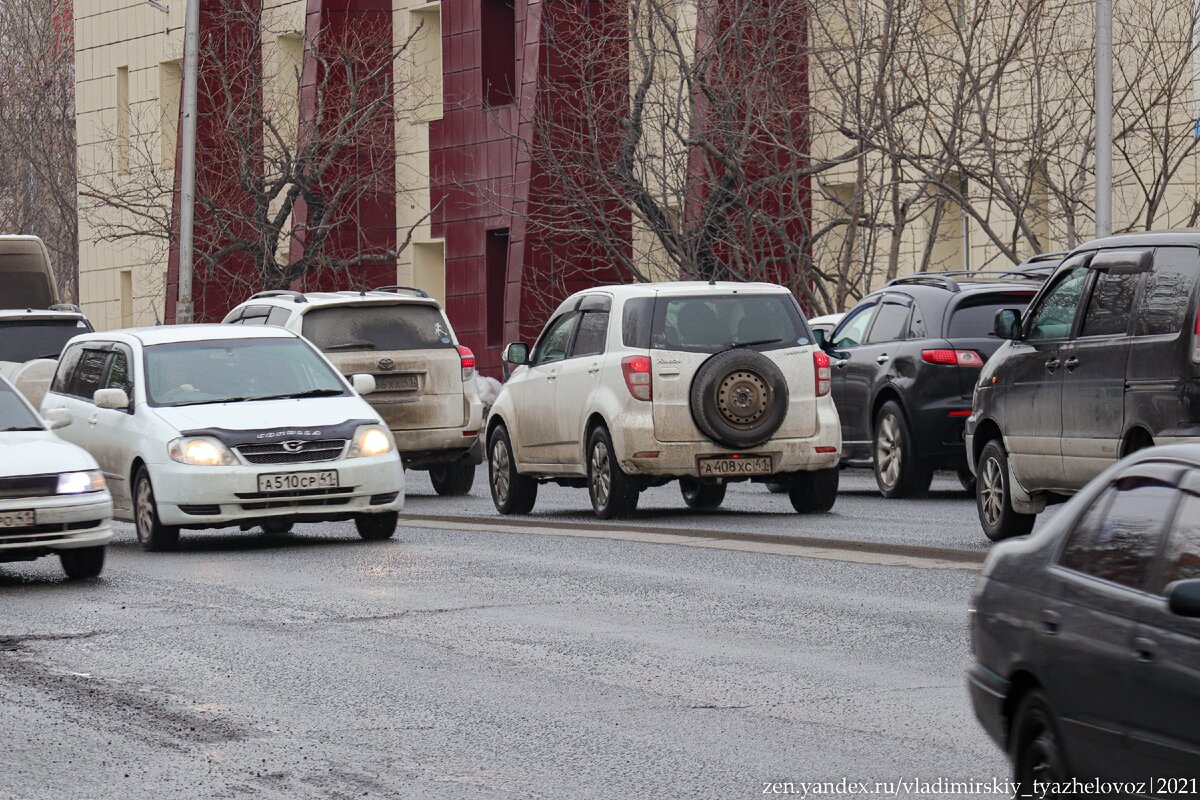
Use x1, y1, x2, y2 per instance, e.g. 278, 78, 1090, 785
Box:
488, 425, 537, 514
586, 427, 638, 519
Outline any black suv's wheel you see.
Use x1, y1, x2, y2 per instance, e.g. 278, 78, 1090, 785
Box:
679, 478, 726, 510
430, 462, 476, 496
1011, 690, 1069, 792
873, 401, 934, 498
587, 427, 638, 519
786, 468, 839, 513
488, 425, 537, 515
976, 439, 1036, 541
690, 349, 789, 449
356, 512, 398, 540
60, 546, 105, 580
133, 468, 180, 552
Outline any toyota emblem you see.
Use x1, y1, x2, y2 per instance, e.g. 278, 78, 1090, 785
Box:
281, 440, 305, 452
377, 358, 395, 371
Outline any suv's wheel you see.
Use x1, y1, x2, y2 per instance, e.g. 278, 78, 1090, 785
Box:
488, 426, 537, 515
587, 427, 638, 519
679, 478, 726, 510
873, 401, 934, 498
1011, 690, 1069, 791
786, 468, 839, 513
60, 546, 105, 580
690, 349, 789, 449
133, 468, 180, 552
356, 512, 398, 540
977, 439, 1036, 541
430, 462, 476, 496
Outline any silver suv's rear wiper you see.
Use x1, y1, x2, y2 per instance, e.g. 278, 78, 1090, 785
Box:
725, 337, 783, 349
323, 341, 375, 351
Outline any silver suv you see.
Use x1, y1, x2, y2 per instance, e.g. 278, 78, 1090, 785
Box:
224, 287, 484, 495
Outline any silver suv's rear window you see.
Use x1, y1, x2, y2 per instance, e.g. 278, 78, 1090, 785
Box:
625, 294, 811, 353
302, 305, 454, 352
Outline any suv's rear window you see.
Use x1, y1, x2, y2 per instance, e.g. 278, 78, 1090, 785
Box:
0, 318, 93, 362
302, 305, 454, 352
947, 295, 1033, 339
648, 294, 810, 353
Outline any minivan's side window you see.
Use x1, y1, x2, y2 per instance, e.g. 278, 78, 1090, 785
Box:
1060, 476, 1178, 589
71, 348, 115, 401
104, 347, 134, 398
571, 311, 609, 358
1025, 265, 1089, 341
1135, 247, 1200, 337
1160, 491, 1200, 590
831, 303, 877, 348
531, 313, 578, 366
1079, 270, 1141, 337
865, 301, 910, 345
50, 343, 85, 395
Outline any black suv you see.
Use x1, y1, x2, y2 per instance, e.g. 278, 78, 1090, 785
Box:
967, 233, 1200, 540
824, 274, 1038, 497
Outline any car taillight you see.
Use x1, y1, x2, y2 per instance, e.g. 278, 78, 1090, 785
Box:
922, 349, 984, 367
813, 350, 831, 396
457, 345, 476, 381
1193, 311, 1200, 364
622, 355, 652, 400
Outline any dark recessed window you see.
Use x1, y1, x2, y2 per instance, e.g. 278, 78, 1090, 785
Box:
487, 229, 510, 346
481, 0, 516, 106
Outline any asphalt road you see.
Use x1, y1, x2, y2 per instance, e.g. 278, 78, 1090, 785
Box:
0, 469, 1014, 799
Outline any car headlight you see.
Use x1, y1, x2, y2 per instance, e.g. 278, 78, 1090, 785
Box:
347, 425, 393, 458
57, 470, 106, 494
168, 436, 237, 466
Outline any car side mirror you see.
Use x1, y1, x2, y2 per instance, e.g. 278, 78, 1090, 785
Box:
1167, 579, 1200, 618
351, 374, 376, 396
994, 309, 1021, 340
503, 343, 529, 365
42, 408, 72, 430
93, 388, 129, 410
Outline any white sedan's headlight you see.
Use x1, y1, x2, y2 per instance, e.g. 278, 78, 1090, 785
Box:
347, 425, 393, 458
57, 470, 106, 494
168, 436, 237, 466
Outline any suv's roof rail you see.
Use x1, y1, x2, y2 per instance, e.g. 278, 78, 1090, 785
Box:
249, 289, 307, 303
885, 274, 962, 292
48, 303, 82, 313
935, 270, 1042, 282
372, 285, 430, 298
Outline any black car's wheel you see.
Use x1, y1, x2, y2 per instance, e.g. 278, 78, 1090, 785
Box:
133, 468, 180, 552
690, 349, 789, 449
977, 439, 1036, 541
355, 512, 398, 540
873, 401, 934, 498
679, 477, 726, 510
261, 520, 293, 535
1011, 690, 1069, 792
488, 425, 537, 515
957, 465, 976, 495
587, 427, 638, 519
59, 546, 105, 580
786, 467, 839, 513
430, 462, 476, 496
765, 482, 787, 494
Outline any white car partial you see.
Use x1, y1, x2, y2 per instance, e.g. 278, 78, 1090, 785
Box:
0, 375, 112, 579
42, 325, 405, 550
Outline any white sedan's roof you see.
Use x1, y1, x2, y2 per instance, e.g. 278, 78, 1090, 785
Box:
76, 323, 297, 347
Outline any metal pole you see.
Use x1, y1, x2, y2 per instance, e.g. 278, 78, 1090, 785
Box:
1095, 0, 1113, 238
176, 0, 199, 323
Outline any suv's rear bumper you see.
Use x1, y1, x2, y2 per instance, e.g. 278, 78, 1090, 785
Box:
401, 437, 483, 470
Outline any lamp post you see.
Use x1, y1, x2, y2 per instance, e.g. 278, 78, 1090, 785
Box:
1095, 0, 1113, 238
176, 0, 199, 323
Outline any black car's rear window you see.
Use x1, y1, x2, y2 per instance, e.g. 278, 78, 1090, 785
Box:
301, 304, 454, 352
647, 294, 811, 353
0, 318, 93, 362
947, 295, 1033, 339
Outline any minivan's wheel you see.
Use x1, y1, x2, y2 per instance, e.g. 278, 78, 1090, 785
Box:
133, 468, 180, 552
679, 478, 726, 510
587, 427, 638, 519
430, 462, 476, 496
690, 349, 790, 449
355, 512, 398, 540
488, 426, 537, 515
59, 546, 105, 580
1011, 690, 1069, 791
786, 468, 839, 513
873, 401, 934, 498
977, 439, 1036, 541
957, 466, 976, 495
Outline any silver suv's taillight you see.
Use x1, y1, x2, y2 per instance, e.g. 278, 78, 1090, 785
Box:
1192, 312, 1200, 364
457, 345, 476, 381
813, 350, 831, 396
621, 355, 652, 400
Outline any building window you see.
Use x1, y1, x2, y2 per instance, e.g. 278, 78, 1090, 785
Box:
159, 60, 181, 170
481, 0, 516, 107
116, 65, 130, 173
410, 5, 443, 122
412, 240, 446, 304
486, 229, 510, 346
120, 270, 133, 327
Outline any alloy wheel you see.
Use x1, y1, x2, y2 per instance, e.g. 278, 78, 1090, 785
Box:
135, 478, 154, 543
876, 413, 902, 487
590, 443, 611, 506
491, 439, 511, 503
980, 455, 1005, 527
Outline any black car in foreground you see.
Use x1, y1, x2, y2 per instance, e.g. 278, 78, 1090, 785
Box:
823, 273, 1037, 497
970, 444, 1200, 788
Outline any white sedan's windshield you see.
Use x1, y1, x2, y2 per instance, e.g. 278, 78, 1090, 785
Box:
145, 338, 347, 407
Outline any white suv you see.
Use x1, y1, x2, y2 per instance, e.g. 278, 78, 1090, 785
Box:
486, 282, 842, 518
224, 288, 484, 495
42, 325, 405, 550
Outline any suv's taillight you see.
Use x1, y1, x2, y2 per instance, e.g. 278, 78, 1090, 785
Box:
457, 345, 476, 381
814, 350, 831, 396
922, 349, 984, 367
622, 355, 652, 400
1193, 311, 1200, 364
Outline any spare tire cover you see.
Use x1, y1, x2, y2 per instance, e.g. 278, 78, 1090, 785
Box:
689, 348, 789, 449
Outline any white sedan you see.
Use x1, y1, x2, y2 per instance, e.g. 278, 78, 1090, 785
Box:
0, 375, 112, 579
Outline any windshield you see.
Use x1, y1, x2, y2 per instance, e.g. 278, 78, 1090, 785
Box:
301, 304, 454, 352
650, 294, 811, 353
0, 318, 92, 362
145, 337, 347, 407
0, 380, 42, 431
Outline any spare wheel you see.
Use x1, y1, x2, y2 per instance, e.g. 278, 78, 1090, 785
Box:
689, 348, 789, 449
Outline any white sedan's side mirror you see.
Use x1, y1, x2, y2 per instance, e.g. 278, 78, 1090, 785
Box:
351, 374, 376, 396
93, 388, 130, 410
42, 408, 72, 430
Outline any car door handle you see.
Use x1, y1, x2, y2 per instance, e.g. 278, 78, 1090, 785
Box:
1045, 358, 1060, 373
876, 354, 889, 364
587, 364, 601, 374
1064, 356, 1079, 373
1133, 637, 1157, 662
834, 359, 848, 369
545, 373, 557, 382
1041, 610, 1060, 635
87, 414, 99, 427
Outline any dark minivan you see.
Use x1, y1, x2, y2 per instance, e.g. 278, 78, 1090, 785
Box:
970, 445, 1200, 787
967, 233, 1200, 540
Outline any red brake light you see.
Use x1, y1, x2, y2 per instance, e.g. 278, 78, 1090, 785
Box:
813, 350, 831, 396
456, 345, 476, 381
621, 355, 652, 400
922, 349, 983, 367
1193, 310, 1200, 363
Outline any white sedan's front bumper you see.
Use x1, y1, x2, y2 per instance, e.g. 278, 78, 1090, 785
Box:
147, 453, 405, 527
0, 492, 114, 554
